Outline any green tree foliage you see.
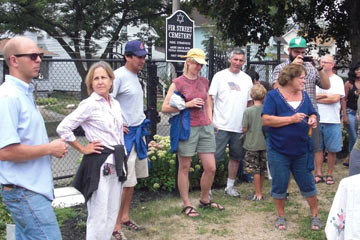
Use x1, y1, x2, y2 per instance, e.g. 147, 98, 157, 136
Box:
194, 0, 359, 64
292, 0, 360, 65
0, 0, 172, 98
194, 0, 290, 57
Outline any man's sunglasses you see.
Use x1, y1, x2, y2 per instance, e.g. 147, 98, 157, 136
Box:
14, 53, 44, 61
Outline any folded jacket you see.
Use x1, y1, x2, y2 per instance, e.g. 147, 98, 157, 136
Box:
73, 145, 127, 202
168, 91, 190, 153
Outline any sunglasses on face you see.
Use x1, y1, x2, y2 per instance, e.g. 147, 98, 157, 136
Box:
14, 53, 44, 61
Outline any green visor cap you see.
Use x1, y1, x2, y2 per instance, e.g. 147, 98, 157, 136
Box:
289, 37, 307, 48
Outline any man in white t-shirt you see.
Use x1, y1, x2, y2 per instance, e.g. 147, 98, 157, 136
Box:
209, 49, 253, 197
111, 40, 149, 239
315, 55, 345, 185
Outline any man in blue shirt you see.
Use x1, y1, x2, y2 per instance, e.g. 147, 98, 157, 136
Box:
0, 36, 68, 239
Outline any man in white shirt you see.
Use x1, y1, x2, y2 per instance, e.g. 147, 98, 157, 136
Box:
315, 55, 345, 185
209, 49, 253, 197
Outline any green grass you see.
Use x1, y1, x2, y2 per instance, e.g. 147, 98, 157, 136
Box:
0, 158, 348, 239
45, 121, 61, 137
42, 92, 81, 115
249, 200, 274, 212
50, 92, 80, 102
123, 160, 348, 240
44, 103, 70, 115
297, 211, 328, 240
54, 208, 77, 227
210, 227, 231, 237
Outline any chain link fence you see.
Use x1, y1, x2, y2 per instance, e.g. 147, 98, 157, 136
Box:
0, 58, 211, 184
1, 47, 278, 185
246, 62, 278, 83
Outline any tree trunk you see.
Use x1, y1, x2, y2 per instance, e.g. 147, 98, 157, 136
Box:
73, 61, 88, 100
347, 0, 360, 62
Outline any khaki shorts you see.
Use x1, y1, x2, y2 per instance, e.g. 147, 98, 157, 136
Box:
123, 145, 149, 187
178, 124, 216, 157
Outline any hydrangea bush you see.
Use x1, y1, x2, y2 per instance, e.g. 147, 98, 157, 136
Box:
137, 135, 229, 192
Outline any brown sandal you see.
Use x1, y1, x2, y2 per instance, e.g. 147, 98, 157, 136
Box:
112, 230, 127, 240
182, 206, 200, 217
199, 200, 225, 211
122, 220, 145, 231
326, 175, 335, 185
275, 216, 287, 230
315, 175, 325, 184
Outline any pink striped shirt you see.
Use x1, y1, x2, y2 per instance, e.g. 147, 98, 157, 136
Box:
57, 92, 124, 163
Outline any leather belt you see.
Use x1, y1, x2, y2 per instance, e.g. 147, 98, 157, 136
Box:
1, 184, 24, 189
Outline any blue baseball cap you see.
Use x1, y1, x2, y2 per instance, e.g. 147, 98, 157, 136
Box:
124, 40, 148, 56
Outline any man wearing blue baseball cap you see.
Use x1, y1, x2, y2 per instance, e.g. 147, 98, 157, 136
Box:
270, 37, 330, 231
111, 40, 149, 240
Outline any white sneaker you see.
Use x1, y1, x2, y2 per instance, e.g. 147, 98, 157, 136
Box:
224, 187, 241, 197
209, 189, 213, 201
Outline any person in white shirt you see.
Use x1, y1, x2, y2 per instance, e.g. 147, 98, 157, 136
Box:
315, 55, 345, 185
57, 61, 125, 240
208, 49, 253, 197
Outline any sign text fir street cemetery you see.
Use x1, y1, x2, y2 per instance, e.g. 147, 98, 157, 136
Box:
166, 10, 194, 62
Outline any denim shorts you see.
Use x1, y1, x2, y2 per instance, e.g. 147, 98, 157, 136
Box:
1, 186, 62, 240
214, 130, 244, 162
267, 145, 317, 199
319, 123, 342, 152
311, 118, 322, 153
346, 108, 358, 152
178, 124, 216, 157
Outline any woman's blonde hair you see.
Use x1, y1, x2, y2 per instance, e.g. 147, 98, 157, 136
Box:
182, 58, 198, 74
85, 61, 115, 95
250, 83, 267, 101
277, 64, 306, 86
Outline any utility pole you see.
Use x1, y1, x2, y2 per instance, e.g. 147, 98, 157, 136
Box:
172, 0, 183, 77
172, 0, 181, 194
172, 0, 180, 12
